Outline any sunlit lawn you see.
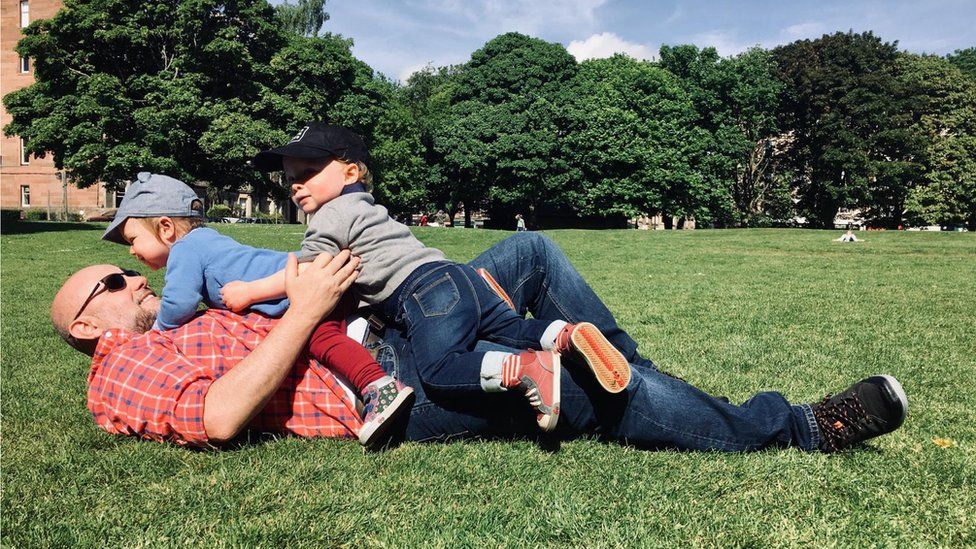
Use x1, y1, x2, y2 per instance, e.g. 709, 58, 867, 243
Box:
2, 222, 974, 546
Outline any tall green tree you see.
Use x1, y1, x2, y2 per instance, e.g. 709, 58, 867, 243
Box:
3, 0, 287, 192
772, 31, 911, 228
563, 54, 699, 220
659, 45, 786, 226
898, 54, 976, 229
436, 33, 578, 226
3, 0, 387, 201
365, 77, 431, 217
398, 66, 461, 217
715, 49, 791, 225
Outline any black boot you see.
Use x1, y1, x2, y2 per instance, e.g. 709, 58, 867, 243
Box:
812, 375, 909, 452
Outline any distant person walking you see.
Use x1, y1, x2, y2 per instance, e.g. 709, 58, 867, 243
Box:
516, 214, 527, 232
419, 213, 428, 226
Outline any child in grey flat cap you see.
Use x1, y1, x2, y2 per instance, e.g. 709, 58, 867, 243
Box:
103, 172, 413, 449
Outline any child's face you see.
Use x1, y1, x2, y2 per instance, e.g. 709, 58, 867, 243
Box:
121, 218, 172, 270
283, 156, 360, 214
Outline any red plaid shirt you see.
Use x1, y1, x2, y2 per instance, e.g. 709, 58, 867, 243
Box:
87, 309, 362, 447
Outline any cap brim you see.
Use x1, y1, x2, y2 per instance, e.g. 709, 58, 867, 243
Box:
102, 215, 128, 245
252, 143, 333, 172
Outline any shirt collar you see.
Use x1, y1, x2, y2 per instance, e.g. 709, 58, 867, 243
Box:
340, 182, 368, 196
88, 328, 137, 382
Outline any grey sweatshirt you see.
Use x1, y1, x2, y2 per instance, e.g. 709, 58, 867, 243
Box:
301, 192, 446, 305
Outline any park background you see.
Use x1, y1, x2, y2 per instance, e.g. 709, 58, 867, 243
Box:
2, 0, 975, 545
2, 0, 975, 230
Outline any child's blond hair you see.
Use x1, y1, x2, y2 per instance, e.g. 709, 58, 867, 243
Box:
137, 199, 206, 242
352, 160, 373, 191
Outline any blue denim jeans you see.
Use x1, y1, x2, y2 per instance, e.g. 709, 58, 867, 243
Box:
375, 233, 821, 452
380, 261, 555, 395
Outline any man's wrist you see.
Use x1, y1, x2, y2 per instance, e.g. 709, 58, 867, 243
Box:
280, 306, 325, 331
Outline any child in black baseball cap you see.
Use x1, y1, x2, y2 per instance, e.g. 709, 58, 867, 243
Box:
225, 123, 633, 436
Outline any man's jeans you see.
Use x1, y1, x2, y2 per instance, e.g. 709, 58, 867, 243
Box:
380, 261, 555, 395
375, 233, 821, 452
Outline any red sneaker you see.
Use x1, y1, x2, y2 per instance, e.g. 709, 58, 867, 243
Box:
477, 268, 516, 311
555, 322, 630, 394
505, 350, 561, 432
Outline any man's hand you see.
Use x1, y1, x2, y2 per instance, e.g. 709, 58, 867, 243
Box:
203, 250, 359, 444
220, 281, 254, 312
283, 251, 360, 322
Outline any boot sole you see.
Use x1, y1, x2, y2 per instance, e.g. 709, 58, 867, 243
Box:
570, 322, 631, 394
359, 386, 416, 450
537, 353, 561, 433
873, 374, 909, 429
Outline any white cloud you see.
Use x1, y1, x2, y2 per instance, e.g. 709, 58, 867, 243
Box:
398, 61, 437, 82
782, 21, 826, 40
686, 30, 760, 57
567, 32, 657, 61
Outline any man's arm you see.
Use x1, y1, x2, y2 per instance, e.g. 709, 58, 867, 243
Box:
203, 251, 360, 443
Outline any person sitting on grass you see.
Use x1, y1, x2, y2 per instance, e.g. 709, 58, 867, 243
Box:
99, 172, 406, 449
219, 123, 632, 435
836, 224, 861, 242
52, 231, 909, 454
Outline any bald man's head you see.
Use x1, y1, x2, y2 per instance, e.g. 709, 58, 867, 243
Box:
51, 265, 159, 355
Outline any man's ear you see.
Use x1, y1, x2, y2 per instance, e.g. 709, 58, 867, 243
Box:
343, 162, 361, 184
156, 216, 178, 244
68, 316, 104, 343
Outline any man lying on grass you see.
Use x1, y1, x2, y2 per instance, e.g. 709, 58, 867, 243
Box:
51, 232, 908, 453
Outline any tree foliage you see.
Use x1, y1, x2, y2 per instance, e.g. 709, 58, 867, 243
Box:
898, 54, 976, 228
4, 6, 972, 229
274, 0, 328, 37
563, 55, 698, 219
772, 31, 914, 228
2, 0, 382, 201
433, 33, 578, 226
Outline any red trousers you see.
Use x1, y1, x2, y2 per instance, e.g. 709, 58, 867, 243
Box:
307, 294, 386, 393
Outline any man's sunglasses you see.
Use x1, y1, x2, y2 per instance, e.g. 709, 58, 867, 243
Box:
72, 269, 141, 321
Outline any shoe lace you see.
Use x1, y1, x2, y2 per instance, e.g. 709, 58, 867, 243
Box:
525, 386, 543, 408
813, 392, 871, 452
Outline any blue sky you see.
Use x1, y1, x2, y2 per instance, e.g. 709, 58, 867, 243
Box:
306, 0, 976, 81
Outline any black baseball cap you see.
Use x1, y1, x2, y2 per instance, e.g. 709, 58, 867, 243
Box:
252, 122, 369, 172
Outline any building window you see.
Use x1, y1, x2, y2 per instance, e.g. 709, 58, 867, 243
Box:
21, 186, 30, 207
20, 139, 30, 165
20, 0, 29, 27
20, 56, 30, 73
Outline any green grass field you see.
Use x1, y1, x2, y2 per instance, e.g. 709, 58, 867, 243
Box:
2, 223, 974, 546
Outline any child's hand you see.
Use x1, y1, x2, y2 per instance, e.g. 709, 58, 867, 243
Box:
221, 281, 253, 312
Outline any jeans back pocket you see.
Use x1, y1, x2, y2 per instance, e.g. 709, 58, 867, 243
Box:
411, 272, 460, 317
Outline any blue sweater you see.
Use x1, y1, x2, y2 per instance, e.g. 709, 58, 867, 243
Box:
153, 227, 291, 330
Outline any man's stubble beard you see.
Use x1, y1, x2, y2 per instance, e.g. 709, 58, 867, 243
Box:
133, 309, 157, 333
